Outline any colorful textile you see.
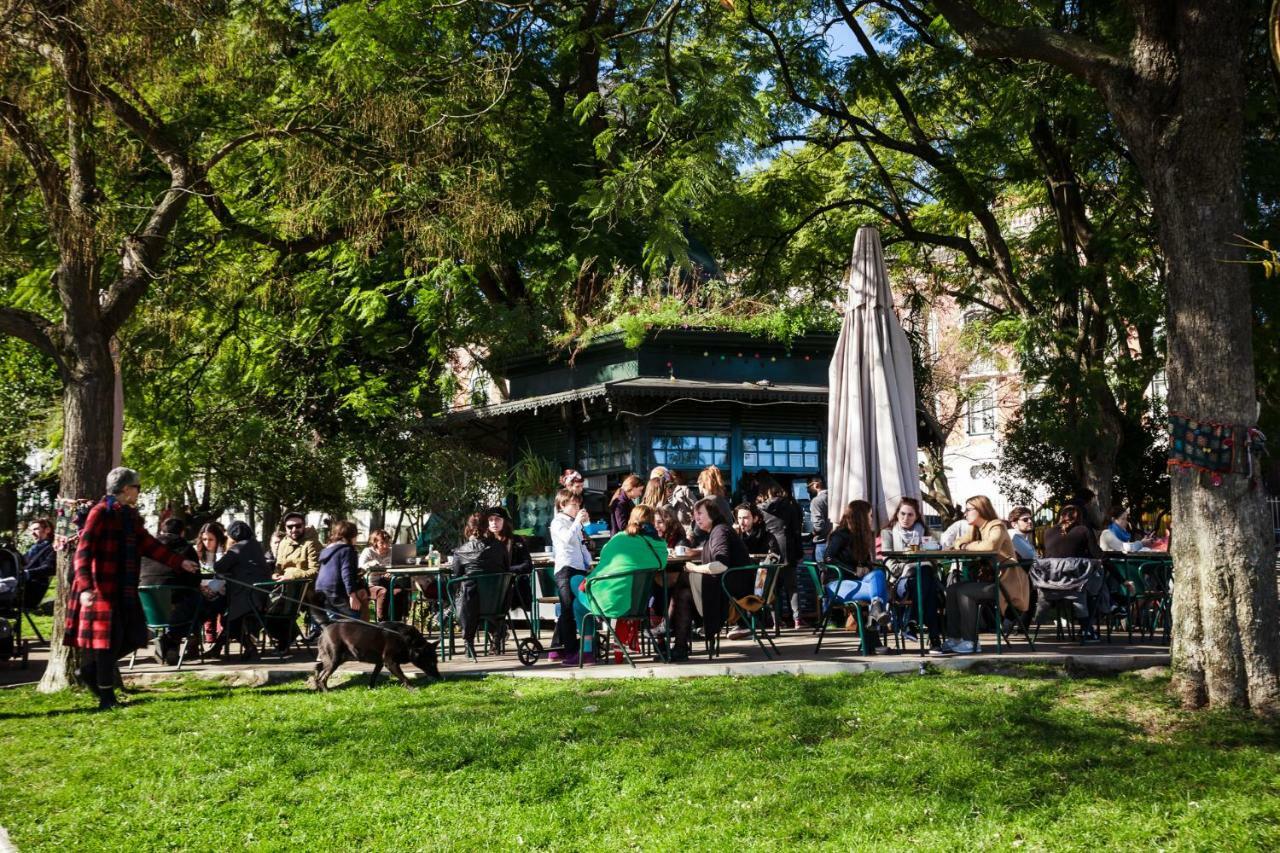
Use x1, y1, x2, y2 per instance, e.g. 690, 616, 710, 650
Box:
1167, 414, 1234, 474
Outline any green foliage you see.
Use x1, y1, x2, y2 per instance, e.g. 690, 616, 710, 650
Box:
508, 448, 560, 500
1, 672, 1277, 849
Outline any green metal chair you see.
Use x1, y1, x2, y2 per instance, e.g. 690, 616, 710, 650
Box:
578, 566, 668, 668
129, 584, 205, 670
719, 563, 777, 658
809, 560, 890, 655
252, 578, 311, 660
444, 571, 518, 661
983, 559, 1036, 653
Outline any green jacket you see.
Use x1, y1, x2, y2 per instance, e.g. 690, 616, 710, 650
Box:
583, 533, 668, 617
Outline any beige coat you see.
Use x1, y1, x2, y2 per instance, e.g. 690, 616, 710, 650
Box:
274, 536, 320, 579
958, 518, 1029, 612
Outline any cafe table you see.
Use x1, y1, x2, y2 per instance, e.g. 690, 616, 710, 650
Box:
879, 549, 997, 655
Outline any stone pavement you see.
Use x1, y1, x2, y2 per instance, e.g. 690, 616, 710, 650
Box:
1, 624, 1171, 689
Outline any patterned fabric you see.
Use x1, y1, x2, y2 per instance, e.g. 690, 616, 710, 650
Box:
1167, 414, 1234, 475
65, 497, 187, 651
1166, 413, 1270, 487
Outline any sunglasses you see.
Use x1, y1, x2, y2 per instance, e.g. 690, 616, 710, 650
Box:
285, 523, 304, 530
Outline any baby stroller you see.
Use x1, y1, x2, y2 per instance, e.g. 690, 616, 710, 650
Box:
0, 549, 30, 667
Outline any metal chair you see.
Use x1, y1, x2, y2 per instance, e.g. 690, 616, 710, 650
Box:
719, 563, 778, 658
129, 584, 206, 670
578, 566, 669, 667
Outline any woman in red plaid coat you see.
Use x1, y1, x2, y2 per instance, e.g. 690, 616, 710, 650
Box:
65, 467, 199, 710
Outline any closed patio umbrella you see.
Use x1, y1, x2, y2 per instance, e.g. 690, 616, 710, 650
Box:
826, 225, 921, 529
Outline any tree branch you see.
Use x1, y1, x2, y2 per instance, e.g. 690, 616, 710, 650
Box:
198, 180, 349, 254
0, 306, 65, 375
0, 94, 66, 222
930, 0, 1129, 87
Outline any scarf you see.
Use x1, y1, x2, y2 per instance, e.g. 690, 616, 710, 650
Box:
1108, 522, 1132, 544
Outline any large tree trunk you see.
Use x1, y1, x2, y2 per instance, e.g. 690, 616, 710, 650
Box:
37, 344, 116, 693
1114, 5, 1280, 713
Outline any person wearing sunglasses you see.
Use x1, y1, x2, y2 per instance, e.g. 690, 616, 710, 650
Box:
272, 512, 321, 582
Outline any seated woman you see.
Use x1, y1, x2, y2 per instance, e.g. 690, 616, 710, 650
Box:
666, 498, 751, 662
1041, 504, 1106, 641
316, 520, 368, 621
450, 512, 511, 658
654, 506, 691, 550
487, 507, 533, 615
361, 528, 406, 622
824, 500, 889, 650
1099, 505, 1156, 553
733, 503, 772, 556
934, 496, 1022, 656
571, 505, 669, 666
141, 517, 201, 665
878, 497, 942, 648
195, 521, 230, 645
211, 520, 272, 660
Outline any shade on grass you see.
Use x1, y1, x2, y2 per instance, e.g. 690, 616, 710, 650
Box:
1, 669, 1277, 850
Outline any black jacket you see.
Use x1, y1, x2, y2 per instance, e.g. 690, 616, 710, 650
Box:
503, 535, 533, 575
825, 527, 873, 568
224, 529, 272, 622
140, 533, 199, 587
1042, 524, 1102, 560
739, 525, 771, 556
450, 537, 510, 578
759, 495, 804, 566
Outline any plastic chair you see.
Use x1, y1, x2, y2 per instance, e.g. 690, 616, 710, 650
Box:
129, 584, 206, 670
578, 566, 668, 668
719, 563, 777, 658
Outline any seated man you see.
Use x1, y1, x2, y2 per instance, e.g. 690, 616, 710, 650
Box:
274, 511, 322, 639
140, 518, 201, 665
22, 518, 57, 610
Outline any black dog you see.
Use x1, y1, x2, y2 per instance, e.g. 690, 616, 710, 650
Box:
312, 620, 440, 690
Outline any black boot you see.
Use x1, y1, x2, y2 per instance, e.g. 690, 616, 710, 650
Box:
75, 664, 103, 700
95, 687, 123, 711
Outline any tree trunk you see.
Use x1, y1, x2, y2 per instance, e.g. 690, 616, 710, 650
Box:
0, 479, 16, 542
261, 504, 281, 546
1112, 4, 1280, 713
38, 347, 116, 693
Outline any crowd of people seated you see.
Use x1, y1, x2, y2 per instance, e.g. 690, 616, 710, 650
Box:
21, 461, 1176, 701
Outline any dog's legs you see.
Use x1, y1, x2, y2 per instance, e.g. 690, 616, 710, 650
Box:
315, 656, 338, 692
368, 662, 383, 688
386, 660, 413, 688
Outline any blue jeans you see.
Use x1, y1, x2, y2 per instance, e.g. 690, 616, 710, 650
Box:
826, 568, 888, 604
814, 542, 827, 563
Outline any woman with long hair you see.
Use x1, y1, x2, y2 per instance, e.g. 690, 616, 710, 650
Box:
934, 496, 1026, 655
1099, 505, 1155, 553
608, 474, 646, 535
640, 466, 672, 511
196, 521, 230, 645
654, 506, 691, 549
824, 500, 890, 647
449, 512, 511, 658
487, 507, 533, 615
1039, 504, 1106, 641
879, 496, 942, 649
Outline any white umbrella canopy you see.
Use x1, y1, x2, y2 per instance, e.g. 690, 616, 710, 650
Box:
826, 225, 922, 530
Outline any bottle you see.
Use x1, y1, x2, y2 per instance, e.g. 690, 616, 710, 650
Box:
428, 547, 442, 567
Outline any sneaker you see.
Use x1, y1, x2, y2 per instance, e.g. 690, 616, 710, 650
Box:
1080, 629, 1101, 645
579, 652, 597, 665
942, 638, 979, 654
727, 627, 751, 641
869, 597, 891, 630
560, 653, 580, 666
902, 628, 920, 644
667, 645, 690, 663
547, 650, 564, 662
929, 646, 955, 657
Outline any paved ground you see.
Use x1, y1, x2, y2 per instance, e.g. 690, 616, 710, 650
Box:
1, 624, 1171, 689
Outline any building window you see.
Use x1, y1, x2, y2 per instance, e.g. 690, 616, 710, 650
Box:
651, 433, 729, 469
967, 384, 996, 436
579, 428, 631, 472
743, 434, 820, 472
1149, 371, 1167, 405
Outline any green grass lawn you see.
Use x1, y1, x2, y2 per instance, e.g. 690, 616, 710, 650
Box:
1, 669, 1277, 851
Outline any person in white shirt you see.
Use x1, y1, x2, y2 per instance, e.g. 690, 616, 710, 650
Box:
360, 528, 402, 621
1099, 505, 1155, 552
939, 516, 969, 548
548, 487, 593, 663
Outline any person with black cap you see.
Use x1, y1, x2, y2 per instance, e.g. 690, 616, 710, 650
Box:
65, 467, 200, 710
486, 507, 533, 613
205, 520, 271, 659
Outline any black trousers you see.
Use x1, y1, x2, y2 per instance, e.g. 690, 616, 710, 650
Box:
551, 567, 587, 653
945, 581, 997, 643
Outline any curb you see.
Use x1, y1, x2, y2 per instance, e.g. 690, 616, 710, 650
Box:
117, 652, 1170, 687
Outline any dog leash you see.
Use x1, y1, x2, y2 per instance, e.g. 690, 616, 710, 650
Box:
212, 572, 409, 636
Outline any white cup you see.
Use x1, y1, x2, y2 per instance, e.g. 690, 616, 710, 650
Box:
675, 545, 688, 556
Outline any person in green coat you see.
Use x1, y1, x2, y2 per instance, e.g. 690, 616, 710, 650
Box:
570, 505, 668, 665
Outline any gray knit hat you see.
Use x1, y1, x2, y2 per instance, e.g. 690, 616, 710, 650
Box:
105, 466, 141, 495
